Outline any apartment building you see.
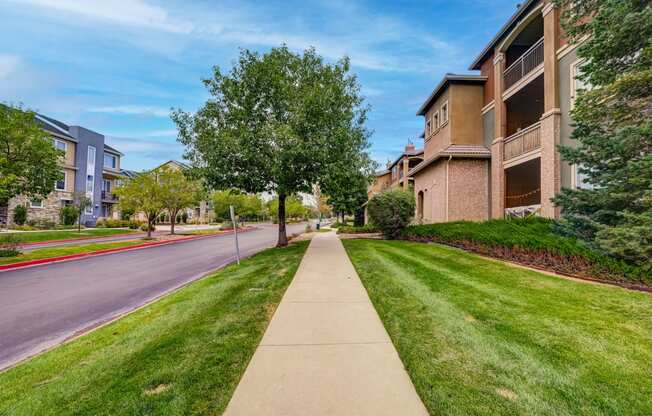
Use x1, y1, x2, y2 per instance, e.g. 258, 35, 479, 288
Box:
3, 114, 124, 226
368, 143, 423, 197
471, 0, 582, 219
410, 75, 491, 223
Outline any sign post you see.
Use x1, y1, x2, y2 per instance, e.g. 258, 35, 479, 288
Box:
229, 205, 240, 265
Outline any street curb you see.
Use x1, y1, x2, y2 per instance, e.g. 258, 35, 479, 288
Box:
0, 227, 257, 272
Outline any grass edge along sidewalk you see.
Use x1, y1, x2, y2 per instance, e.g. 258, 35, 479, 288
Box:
343, 239, 652, 416
0, 241, 309, 415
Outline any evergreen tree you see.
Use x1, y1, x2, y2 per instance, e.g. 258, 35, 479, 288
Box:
553, 0, 652, 269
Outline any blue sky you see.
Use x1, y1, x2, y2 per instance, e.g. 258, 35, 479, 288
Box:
0, 0, 519, 170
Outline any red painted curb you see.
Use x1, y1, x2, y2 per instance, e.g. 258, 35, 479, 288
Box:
0, 227, 257, 272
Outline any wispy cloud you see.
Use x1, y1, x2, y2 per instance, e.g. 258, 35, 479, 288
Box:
88, 105, 171, 117
0, 54, 20, 79
16, 0, 192, 34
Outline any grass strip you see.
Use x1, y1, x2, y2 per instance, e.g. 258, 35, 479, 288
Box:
343, 239, 652, 416
2, 228, 137, 244
0, 240, 149, 266
0, 241, 308, 415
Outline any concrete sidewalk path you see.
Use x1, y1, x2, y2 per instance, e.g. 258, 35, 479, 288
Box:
224, 232, 428, 416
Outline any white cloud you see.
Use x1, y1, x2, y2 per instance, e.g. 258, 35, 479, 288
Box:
88, 105, 170, 117
0, 54, 20, 79
16, 0, 192, 33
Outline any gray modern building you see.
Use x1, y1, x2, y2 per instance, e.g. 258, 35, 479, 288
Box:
2, 114, 124, 227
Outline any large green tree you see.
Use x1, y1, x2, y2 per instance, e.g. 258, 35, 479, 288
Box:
173, 46, 372, 246
0, 105, 63, 205
156, 166, 203, 234
553, 0, 652, 270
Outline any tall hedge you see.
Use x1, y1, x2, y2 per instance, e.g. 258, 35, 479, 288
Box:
367, 188, 415, 239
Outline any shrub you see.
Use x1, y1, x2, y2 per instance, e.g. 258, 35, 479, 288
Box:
12, 205, 27, 226
367, 188, 415, 239
181, 212, 189, 224
337, 224, 380, 234
27, 218, 56, 230
401, 217, 650, 285
128, 220, 142, 230
0, 233, 21, 257
96, 219, 132, 228
60, 205, 78, 226
140, 223, 155, 232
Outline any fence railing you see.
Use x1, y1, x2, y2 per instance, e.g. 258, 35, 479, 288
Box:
504, 37, 544, 90
101, 191, 118, 202
503, 121, 541, 161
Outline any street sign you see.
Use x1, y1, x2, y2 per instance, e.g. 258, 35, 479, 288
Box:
230, 205, 241, 265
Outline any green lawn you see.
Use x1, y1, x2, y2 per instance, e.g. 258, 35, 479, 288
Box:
0, 240, 146, 266
3, 228, 136, 244
0, 241, 309, 415
343, 239, 652, 416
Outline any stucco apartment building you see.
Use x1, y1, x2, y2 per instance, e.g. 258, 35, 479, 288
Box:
1, 114, 124, 226
368, 0, 587, 224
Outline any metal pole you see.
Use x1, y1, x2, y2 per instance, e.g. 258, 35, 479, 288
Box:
230, 205, 240, 265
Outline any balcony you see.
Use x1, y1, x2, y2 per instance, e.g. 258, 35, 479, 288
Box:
503, 122, 541, 162
504, 37, 544, 90
102, 191, 118, 202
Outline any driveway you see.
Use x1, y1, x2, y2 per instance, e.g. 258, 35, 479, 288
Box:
0, 223, 305, 370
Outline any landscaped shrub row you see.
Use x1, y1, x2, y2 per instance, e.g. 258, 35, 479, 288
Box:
95, 218, 142, 229
336, 224, 380, 234
400, 218, 650, 286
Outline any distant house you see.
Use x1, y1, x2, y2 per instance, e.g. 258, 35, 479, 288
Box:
1, 113, 125, 227
152, 160, 211, 223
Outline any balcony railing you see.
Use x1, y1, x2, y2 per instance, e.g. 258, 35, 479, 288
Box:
102, 191, 118, 202
504, 37, 544, 90
503, 121, 541, 161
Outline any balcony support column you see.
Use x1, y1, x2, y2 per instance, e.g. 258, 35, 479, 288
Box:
491, 52, 506, 218
402, 158, 409, 190
540, 1, 561, 218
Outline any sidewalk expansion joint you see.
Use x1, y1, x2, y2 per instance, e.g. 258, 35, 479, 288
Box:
259, 341, 391, 347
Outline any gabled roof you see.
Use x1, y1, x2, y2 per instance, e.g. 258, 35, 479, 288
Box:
388, 148, 424, 170
104, 144, 124, 156
416, 74, 487, 116
468, 0, 539, 70
120, 169, 139, 179
34, 114, 76, 141
408, 144, 491, 177
156, 159, 190, 170
373, 169, 390, 177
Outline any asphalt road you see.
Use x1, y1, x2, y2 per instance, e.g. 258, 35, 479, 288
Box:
0, 223, 305, 370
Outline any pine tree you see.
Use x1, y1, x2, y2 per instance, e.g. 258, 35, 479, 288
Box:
553, 0, 652, 269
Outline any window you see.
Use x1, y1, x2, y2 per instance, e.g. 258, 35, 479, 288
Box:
103, 179, 112, 192
85, 205, 93, 215
104, 154, 117, 169
55, 171, 66, 191
86, 146, 96, 210
433, 111, 440, 130
440, 101, 449, 124
30, 199, 43, 208
426, 120, 431, 136
53, 139, 67, 152
570, 60, 590, 107
571, 164, 594, 190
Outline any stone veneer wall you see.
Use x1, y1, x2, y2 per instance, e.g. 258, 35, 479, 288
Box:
7, 193, 67, 226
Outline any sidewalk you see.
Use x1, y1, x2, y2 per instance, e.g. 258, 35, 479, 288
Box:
224, 232, 428, 415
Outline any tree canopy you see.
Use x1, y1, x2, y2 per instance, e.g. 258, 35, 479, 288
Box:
156, 166, 203, 234
115, 172, 164, 238
553, 0, 652, 269
0, 105, 63, 204
173, 46, 373, 246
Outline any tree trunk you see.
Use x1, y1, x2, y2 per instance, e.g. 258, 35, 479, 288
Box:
277, 193, 288, 247
78, 209, 82, 233
170, 210, 177, 235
